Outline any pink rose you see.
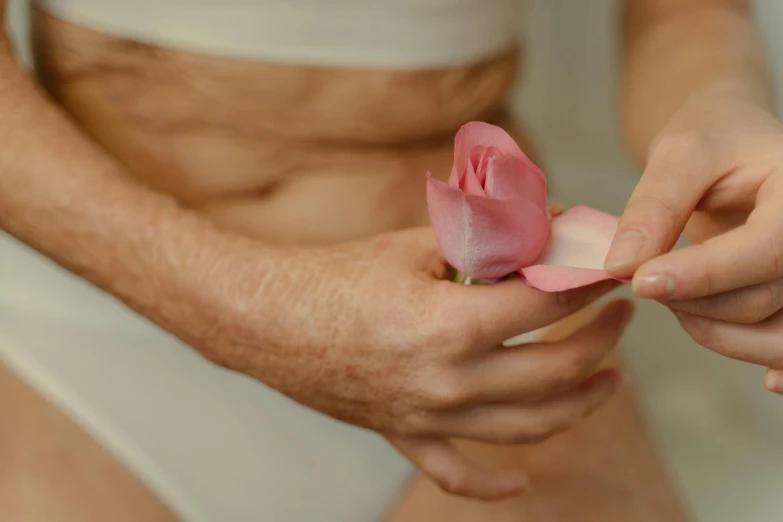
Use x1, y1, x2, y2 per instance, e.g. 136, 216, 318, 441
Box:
426, 122, 624, 292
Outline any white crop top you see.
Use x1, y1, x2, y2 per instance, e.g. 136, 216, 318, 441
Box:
38, 0, 527, 68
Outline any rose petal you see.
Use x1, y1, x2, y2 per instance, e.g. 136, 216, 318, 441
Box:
520, 265, 617, 292
453, 122, 526, 176
520, 206, 627, 292
474, 145, 502, 185
459, 162, 486, 196
469, 146, 487, 185
484, 155, 547, 212
448, 166, 461, 188
427, 177, 550, 278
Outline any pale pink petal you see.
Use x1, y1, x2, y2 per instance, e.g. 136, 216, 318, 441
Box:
453, 122, 525, 175
519, 206, 626, 292
520, 265, 617, 292
469, 146, 487, 185
448, 167, 461, 188
484, 155, 547, 212
535, 205, 619, 265
427, 177, 549, 278
474, 145, 502, 185
459, 163, 486, 196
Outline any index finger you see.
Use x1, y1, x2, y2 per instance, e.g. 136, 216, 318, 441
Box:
604, 132, 714, 277
452, 277, 621, 345
632, 202, 783, 300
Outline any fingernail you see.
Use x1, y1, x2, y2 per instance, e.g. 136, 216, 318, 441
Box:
605, 230, 646, 272
764, 370, 781, 393
632, 271, 676, 299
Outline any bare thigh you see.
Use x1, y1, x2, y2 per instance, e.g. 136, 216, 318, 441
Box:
0, 362, 179, 522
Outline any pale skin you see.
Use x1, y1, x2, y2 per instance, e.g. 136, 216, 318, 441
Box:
0, 0, 776, 520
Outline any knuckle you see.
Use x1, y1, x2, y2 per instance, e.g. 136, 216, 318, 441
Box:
434, 470, 468, 496
552, 361, 586, 390
746, 284, 779, 323
679, 315, 722, 351
623, 193, 686, 245
552, 348, 594, 387
415, 371, 471, 410
633, 193, 683, 223
396, 410, 436, 437
649, 130, 708, 167
428, 302, 483, 356
418, 453, 467, 496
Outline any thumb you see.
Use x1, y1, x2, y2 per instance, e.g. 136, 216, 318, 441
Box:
605, 142, 710, 277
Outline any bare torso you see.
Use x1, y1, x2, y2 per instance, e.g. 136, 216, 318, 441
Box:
31, 8, 532, 244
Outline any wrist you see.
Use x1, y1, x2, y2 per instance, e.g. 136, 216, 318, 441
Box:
126, 208, 290, 365
172, 225, 308, 375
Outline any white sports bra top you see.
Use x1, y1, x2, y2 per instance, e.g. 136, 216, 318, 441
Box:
38, 0, 527, 68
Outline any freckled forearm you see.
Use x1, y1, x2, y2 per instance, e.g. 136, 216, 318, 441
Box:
620, 0, 774, 163
0, 51, 278, 354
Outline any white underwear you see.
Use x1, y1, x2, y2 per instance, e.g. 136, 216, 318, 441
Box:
0, 233, 415, 521
38, 0, 529, 68
0, 230, 549, 520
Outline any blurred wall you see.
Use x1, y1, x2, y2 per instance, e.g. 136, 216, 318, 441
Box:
518, 1, 783, 140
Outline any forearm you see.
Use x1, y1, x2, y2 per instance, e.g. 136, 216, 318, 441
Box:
621, 0, 774, 163
0, 49, 275, 357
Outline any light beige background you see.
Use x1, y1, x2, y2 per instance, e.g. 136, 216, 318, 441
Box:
5, 1, 783, 521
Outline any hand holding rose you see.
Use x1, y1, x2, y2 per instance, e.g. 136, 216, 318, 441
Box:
255, 229, 630, 500
262, 124, 634, 500
426, 122, 626, 291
